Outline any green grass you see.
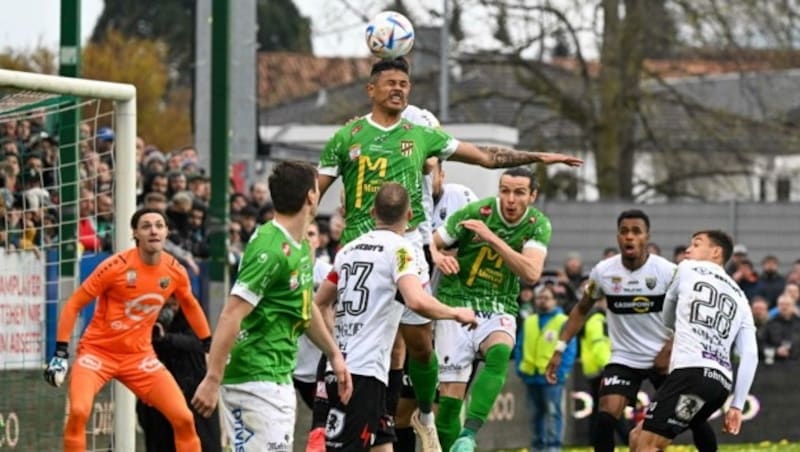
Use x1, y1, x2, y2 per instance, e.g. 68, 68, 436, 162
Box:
488, 442, 800, 452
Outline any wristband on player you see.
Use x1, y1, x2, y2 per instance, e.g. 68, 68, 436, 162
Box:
201, 337, 212, 353
554, 340, 567, 353
55, 341, 69, 359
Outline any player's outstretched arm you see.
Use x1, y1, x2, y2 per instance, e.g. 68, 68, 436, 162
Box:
397, 275, 478, 328
460, 219, 545, 284
449, 141, 584, 169
545, 288, 597, 383
305, 302, 353, 405
191, 295, 254, 418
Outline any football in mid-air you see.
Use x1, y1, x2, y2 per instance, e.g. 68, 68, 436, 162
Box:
365, 11, 415, 59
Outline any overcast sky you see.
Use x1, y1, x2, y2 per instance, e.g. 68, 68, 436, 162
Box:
0, 1, 597, 59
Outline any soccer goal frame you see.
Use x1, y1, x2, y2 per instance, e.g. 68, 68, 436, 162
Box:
0, 69, 138, 451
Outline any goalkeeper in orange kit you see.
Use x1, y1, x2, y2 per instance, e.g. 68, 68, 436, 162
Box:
44, 208, 212, 452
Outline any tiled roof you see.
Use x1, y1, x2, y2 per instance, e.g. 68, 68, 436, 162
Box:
257, 52, 373, 107
259, 52, 800, 155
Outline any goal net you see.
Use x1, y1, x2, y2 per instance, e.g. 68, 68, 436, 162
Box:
0, 69, 137, 451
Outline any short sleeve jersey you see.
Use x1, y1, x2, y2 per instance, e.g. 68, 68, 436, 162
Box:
332, 230, 425, 384
587, 254, 675, 368
666, 259, 755, 381
435, 197, 551, 315
318, 115, 459, 245
223, 221, 314, 385
78, 248, 196, 353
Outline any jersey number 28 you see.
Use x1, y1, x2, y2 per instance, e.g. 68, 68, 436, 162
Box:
689, 281, 737, 339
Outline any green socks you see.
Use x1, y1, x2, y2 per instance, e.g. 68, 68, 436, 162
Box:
465, 343, 512, 427
436, 396, 463, 451
407, 354, 438, 413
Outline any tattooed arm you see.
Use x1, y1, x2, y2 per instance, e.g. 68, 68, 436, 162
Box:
448, 141, 583, 168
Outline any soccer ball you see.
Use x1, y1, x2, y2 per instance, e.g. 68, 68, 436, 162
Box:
365, 11, 415, 59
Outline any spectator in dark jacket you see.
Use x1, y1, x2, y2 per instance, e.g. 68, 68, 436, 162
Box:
763, 294, 800, 363
136, 300, 221, 452
757, 255, 786, 307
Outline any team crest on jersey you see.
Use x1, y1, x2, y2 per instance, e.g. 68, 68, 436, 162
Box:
611, 276, 623, 293
400, 140, 414, 157
645, 276, 657, 289
126, 269, 137, 287
402, 123, 412, 130
349, 144, 361, 160
282, 243, 291, 256
396, 247, 412, 272
350, 125, 362, 136
289, 271, 299, 290
529, 216, 537, 224
159, 277, 170, 289
439, 208, 447, 220
674, 394, 705, 422
479, 206, 492, 216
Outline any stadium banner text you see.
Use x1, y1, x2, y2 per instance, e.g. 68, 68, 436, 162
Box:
0, 249, 45, 370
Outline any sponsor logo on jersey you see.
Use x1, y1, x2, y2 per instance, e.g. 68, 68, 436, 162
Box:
126, 269, 137, 287
479, 206, 492, 216
159, 277, 170, 289
607, 294, 665, 314
289, 271, 299, 290
674, 394, 705, 422
124, 294, 166, 321
645, 276, 657, 289
282, 242, 291, 256
396, 247, 412, 272
349, 144, 361, 160
350, 125, 362, 136
400, 140, 414, 157
257, 252, 268, 263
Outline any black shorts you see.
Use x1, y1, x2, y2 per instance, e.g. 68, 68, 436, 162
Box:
598, 363, 666, 403
642, 367, 731, 439
325, 375, 396, 451
293, 378, 316, 410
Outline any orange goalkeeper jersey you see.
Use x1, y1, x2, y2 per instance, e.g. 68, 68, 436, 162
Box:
57, 247, 211, 353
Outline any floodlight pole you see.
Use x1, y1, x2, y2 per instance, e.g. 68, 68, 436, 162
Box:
439, 0, 450, 122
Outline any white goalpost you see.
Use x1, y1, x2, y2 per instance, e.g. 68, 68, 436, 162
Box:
0, 69, 137, 450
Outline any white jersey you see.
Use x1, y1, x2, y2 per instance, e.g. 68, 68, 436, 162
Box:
431, 183, 478, 230
401, 105, 441, 246
332, 230, 427, 384
588, 254, 675, 368
664, 259, 755, 381
294, 259, 333, 383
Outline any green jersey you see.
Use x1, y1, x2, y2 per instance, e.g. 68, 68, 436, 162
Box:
436, 197, 552, 315
223, 221, 314, 384
319, 115, 458, 244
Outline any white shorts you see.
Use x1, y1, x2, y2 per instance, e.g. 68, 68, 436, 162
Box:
400, 228, 432, 326
435, 312, 516, 383
220, 380, 296, 451
293, 334, 323, 383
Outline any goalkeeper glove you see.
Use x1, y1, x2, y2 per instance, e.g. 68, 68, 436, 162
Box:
44, 342, 69, 388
